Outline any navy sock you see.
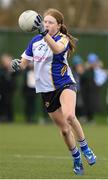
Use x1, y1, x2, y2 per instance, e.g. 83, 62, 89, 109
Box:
70, 146, 80, 159
79, 139, 89, 152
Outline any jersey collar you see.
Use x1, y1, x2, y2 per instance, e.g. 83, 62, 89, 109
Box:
52, 31, 61, 39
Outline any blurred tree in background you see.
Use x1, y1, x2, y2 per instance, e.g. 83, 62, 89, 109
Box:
0, 0, 108, 30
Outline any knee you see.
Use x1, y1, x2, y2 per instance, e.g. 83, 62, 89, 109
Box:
61, 126, 70, 137
63, 112, 76, 122
63, 112, 76, 126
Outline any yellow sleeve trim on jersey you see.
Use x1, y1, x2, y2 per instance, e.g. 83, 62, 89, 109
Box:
58, 33, 69, 47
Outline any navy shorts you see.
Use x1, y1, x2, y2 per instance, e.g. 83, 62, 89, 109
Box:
41, 83, 77, 113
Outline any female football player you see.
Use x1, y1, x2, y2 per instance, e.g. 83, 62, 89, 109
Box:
11, 8, 96, 175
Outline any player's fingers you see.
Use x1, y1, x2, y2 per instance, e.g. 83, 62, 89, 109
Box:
38, 14, 43, 22
34, 20, 40, 27
17, 60, 21, 63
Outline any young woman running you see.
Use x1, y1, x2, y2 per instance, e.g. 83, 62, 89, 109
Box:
11, 9, 96, 175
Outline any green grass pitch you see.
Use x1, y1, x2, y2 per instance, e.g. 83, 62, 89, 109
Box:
0, 123, 108, 179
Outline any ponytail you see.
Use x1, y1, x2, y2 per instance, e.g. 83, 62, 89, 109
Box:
43, 8, 78, 57
60, 24, 78, 57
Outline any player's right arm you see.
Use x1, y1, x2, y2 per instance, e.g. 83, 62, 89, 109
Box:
11, 58, 29, 72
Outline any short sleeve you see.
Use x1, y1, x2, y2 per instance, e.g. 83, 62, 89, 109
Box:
58, 35, 69, 48
21, 39, 33, 61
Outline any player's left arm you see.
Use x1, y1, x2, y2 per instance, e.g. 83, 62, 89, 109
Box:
44, 34, 69, 54
34, 14, 69, 54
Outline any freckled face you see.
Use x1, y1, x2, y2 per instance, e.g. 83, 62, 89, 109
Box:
43, 15, 61, 36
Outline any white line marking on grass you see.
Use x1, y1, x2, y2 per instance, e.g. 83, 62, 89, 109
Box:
13, 154, 108, 161
14, 154, 70, 160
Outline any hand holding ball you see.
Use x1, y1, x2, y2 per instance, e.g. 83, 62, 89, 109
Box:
18, 10, 39, 32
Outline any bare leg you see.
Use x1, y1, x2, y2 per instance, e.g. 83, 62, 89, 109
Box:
49, 107, 76, 150
60, 89, 85, 141
60, 88, 96, 166
49, 106, 84, 175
